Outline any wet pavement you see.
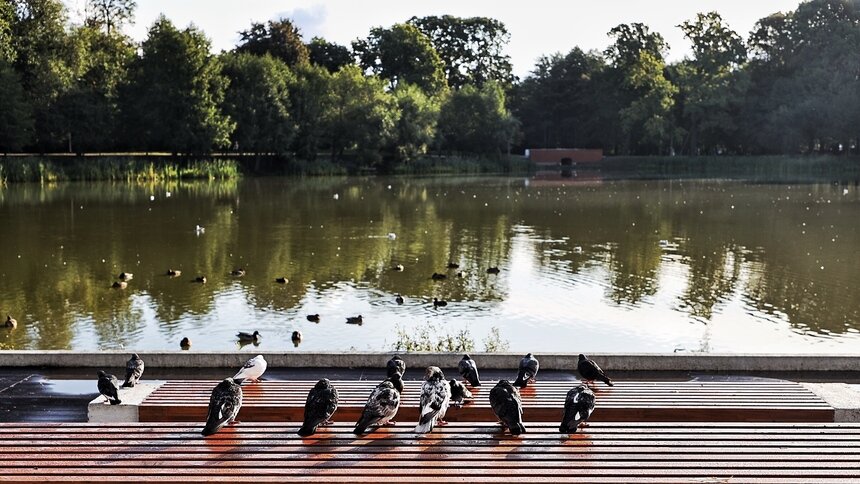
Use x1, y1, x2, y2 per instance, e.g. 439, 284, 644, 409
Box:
2, 366, 859, 423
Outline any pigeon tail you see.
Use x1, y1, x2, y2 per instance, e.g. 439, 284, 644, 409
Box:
603, 377, 614, 386
110, 398, 122, 405
413, 420, 434, 434
510, 422, 526, 435
121, 381, 134, 388
353, 416, 373, 435
297, 424, 317, 437
201, 424, 219, 436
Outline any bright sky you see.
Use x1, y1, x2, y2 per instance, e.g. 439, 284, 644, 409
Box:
69, 0, 801, 77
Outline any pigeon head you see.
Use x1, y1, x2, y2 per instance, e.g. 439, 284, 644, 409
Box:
525, 353, 532, 358
424, 366, 444, 381
131, 353, 139, 359
314, 378, 331, 389
462, 354, 471, 360
573, 384, 587, 394
97, 370, 107, 378
391, 355, 402, 361
578, 354, 587, 361
495, 379, 514, 391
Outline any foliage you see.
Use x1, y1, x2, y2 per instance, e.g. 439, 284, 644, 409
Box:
388, 83, 440, 163
0, 60, 34, 151
353, 23, 446, 94
408, 15, 514, 88
393, 323, 475, 352
437, 81, 519, 156
84, 0, 135, 35
0, 155, 240, 182
221, 52, 295, 154
306, 36, 352, 72
288, 62, 333, 160
119, 16, 234, 153
236, 18, 309, 67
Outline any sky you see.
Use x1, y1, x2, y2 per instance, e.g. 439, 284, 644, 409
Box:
68, 0, 802, 78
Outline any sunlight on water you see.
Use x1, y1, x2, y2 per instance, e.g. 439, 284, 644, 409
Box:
0, 176, 858, 353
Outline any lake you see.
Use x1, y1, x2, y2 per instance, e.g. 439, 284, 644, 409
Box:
0, 175, 858, 353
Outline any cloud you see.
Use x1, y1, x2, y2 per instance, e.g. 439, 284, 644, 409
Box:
274, 4, 327, 40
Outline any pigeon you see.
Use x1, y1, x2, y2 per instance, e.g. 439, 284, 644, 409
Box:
392, 264, 404, 272
166, 269, 181, 277
489, 380, 526, 435
395, 294, 404, 305
111, 281, 127, 289
180, 337, 191, 350
449, 379, 473, 406
414, 366, 450, 434
513, 353, 539, 388
230, 268, 246, 277
122, 353, 145, 388
346, 315, 363, 325
4, 315, 16, 329
486, 267, 501, 274
354, 378, 401, 434
388, 372, 404, 394
291, 331, 302, 347
194, 276, 207, 283
118, 272, 133, 281
577, 354, 614, 387
297, 379, 339, 437
275, 277, 288, 284
237, 331, 262, 344
386, 355, 406, 379
559, 384, 596, 433
458, 354, 481, 387
202, 378, 243, 436
433, 298, 448, 308
97, 370, 121, 405
306, 314, 320, 323
233, 354, 267, 382
447, 262, 459, 269
431, 272, 447, 280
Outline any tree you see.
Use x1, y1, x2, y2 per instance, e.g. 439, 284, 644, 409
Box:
437, 81, 519, 156
0, 60, 34, 151
0, 0, 15, 63
119, 15, 233, 153
84, 0, 135, 35
389, 83, 440, 163
408, 15, 514, 88
306, 36, 352, 72
605, 22, 669, 68
325, 65, 399, 164
352, 23, 446, 94
221, 52, 295, 154
289, 62, 333, 160
236, 18, 309, 67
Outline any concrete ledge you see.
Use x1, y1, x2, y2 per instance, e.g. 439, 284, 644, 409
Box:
87, 382, 163, 423
802, 383, 860, 422
1, 351, 859, 372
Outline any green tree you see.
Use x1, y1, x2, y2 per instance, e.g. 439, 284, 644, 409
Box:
408, 15, 514, 88
325, 65, 399, 164
437, 81, 519, 156
119, 15, 233, 153
0, 60, 34, 151
352, 23, 446, 94
306, 36, 352, 72
389, 83, 440, 163
289, 62, 332, 160
236, 18, 309, 67
0, 0, 15, 63
84, 0, 135, 35
221, 52, 295, 154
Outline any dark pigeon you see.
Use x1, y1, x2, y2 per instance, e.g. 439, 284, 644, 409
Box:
513, 353, 539, 388
388, 372, 404, 394
489, 380, 525, 435
121, 353, 144, 388
414, 366, 450, 434
386, 355, 406, 379
354, 378, 401, 434
458, 354, 481, 387
559, 384, 596, 433
449, 379, 473, 407
202, 378, 243, 436
297, 379, 339, 437
97, 370, 121, 405
577, 354, 614, 386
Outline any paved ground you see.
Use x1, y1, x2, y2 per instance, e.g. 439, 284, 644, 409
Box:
2, 366, 859, 423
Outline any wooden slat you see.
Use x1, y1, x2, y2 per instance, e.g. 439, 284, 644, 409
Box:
138, 379, 835, 423
0, 423, 858, 483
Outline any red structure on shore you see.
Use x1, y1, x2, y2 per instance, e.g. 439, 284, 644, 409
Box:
527, 148, 603, 166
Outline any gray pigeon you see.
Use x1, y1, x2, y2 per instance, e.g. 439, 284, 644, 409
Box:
449, 379, 473, 407
513, 353, 539, 388
354, 378, 401, 434
577, 353, 614, 386
298, 379, 339, 437
489, 380, 525, 435
97, 370, 121, 405
388, 372, 404, 394
386, 355, 406, 379
202, 378, 243, 436
122, 353, 144, 388
414, 366, 450, 434
559, 384, 596, 433
458, 354, 481, 387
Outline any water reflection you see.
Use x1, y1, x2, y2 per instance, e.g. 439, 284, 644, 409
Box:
0, 177, 858, 353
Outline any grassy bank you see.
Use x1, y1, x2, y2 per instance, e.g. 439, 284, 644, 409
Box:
394, 155, 532, 174
0, 156, 241, 183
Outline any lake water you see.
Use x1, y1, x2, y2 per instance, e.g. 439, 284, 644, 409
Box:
0, 175, 858, 353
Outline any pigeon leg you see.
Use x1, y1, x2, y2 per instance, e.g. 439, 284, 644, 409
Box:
438, 420, 448, 426
385, 420, 397, 425
322, 419, 334, 426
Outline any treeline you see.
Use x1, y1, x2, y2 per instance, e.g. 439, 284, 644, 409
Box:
1, 0, 859, 164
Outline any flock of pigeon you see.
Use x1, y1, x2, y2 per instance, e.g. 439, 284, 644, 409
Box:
95, 352, 614, 437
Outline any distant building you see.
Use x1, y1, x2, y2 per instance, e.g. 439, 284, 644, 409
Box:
526, 148, 603, 166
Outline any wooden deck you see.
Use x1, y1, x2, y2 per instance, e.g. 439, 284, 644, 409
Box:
1, 422, 858, 482
139, 379, 835, 423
